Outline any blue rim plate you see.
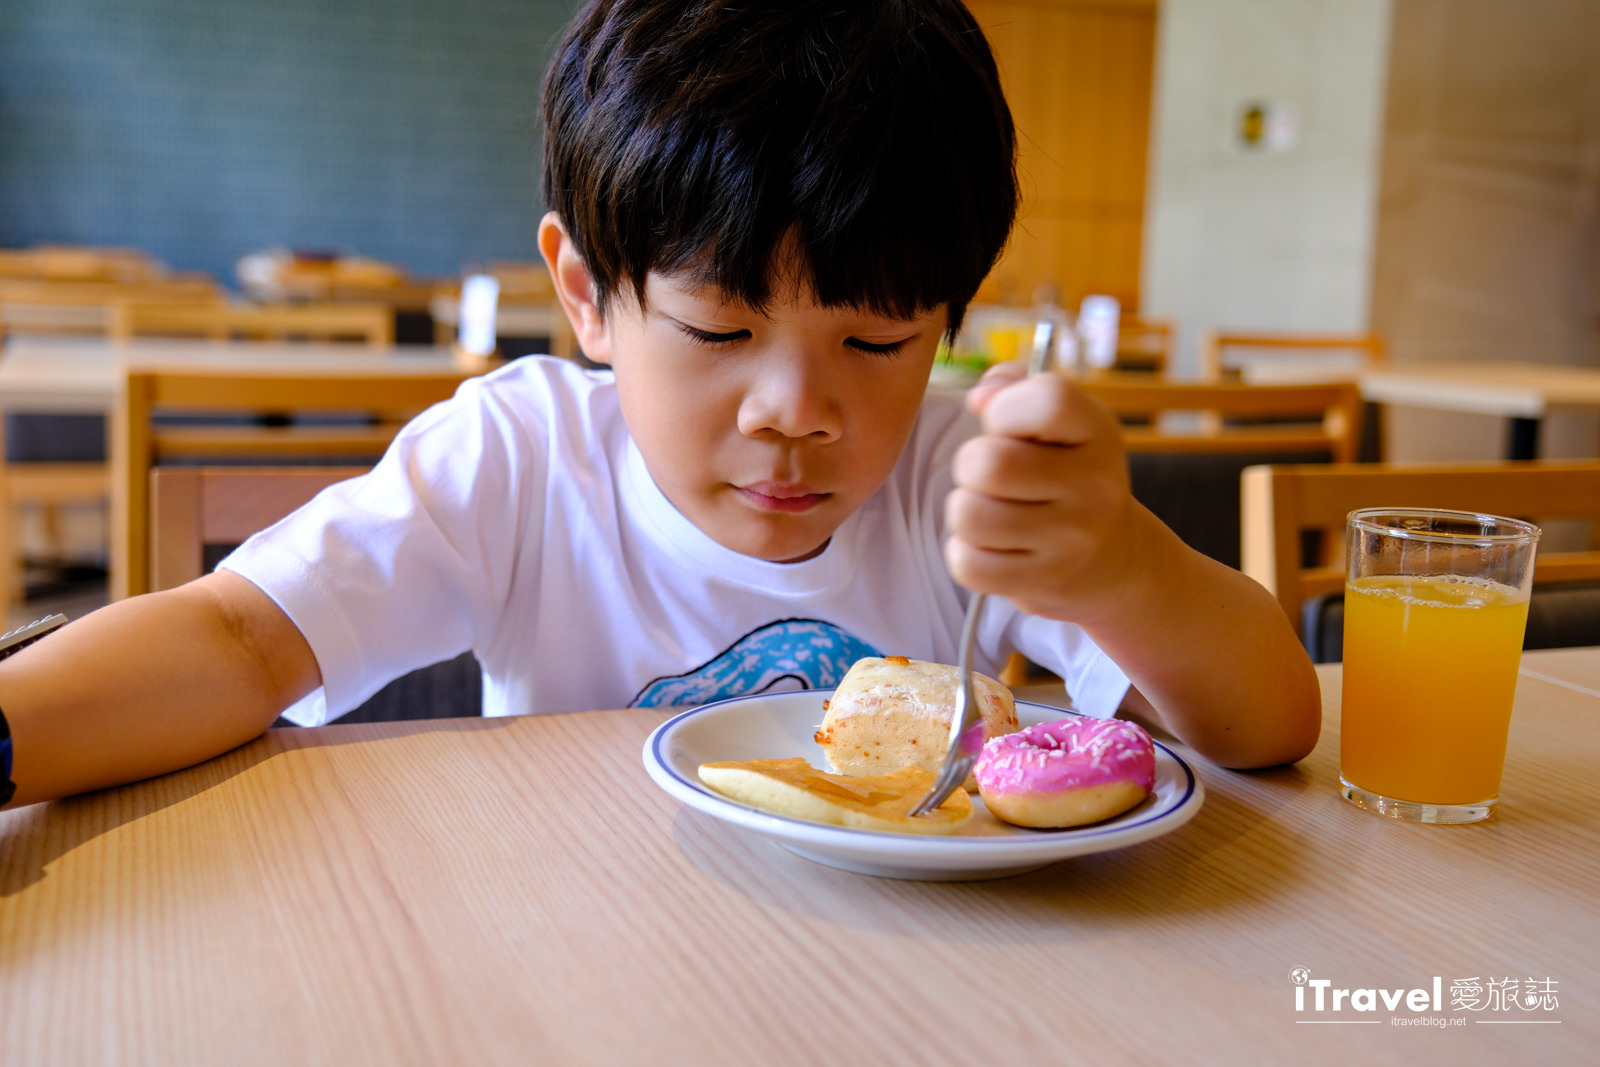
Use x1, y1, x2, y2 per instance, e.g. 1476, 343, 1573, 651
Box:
643, 689, 1205, 881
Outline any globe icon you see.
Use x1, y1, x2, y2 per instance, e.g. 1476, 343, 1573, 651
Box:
1290, 967, 1311, 986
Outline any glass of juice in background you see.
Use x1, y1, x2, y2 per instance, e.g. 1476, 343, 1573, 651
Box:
1340, 508, 1540, 824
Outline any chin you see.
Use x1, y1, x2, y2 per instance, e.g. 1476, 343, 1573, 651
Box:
723, 522, 833, 564
738, 535, 830, 564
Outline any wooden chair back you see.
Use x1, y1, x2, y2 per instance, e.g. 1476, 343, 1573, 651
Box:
430, 262, 577, 360
1077, 379, 1364, 462
147, 464, 484, 725
0, 273, 218, 603
486, 261, 572, 361
110, 301, 394, 348
1241, 460, 1600, 637
150, 466, 370, 591
1114, 318, 1173, 374
115, 366, 477, 598
488, 261, 558, 300
1201, 331, 1385, 381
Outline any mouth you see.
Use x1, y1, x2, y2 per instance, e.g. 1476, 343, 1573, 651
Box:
735, 481, 832, 514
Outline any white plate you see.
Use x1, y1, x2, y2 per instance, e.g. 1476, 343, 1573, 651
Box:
643, 689, 1205, 881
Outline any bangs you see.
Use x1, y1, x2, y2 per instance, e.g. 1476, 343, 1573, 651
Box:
542, 1, 1017, 335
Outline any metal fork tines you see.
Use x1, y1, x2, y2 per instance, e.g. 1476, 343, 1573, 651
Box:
909, 319, 1058, 819
908, 591, 987, 816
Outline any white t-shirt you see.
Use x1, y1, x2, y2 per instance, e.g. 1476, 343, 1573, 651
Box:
220, 357, 1129, 726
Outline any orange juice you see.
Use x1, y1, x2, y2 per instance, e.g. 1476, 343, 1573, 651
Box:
987, 327, 1022, 364
1341, 574, 1529, 804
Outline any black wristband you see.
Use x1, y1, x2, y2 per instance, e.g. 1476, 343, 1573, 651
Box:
0, 705, 14, 808
0, 615, 71, 808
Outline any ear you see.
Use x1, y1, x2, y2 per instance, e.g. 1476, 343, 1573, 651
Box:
538, 212, 613, 365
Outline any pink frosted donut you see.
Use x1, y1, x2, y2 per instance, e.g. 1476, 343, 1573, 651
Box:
975, 718, 1156, 828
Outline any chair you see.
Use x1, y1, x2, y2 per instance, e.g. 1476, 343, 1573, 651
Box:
1201, 330, 1385, 382
1241, 460, 1600, 656
150, 466, 481, 723
430, 262, 577, 360
110, 301, 394, 348
149, 466, 370, 590
1079, 379, 1363, 461
0, 442, 107, 606
0, 275, 228, 605
1114, 317, 1173, 374
115, 366, 478, 598
1078, 378, 1363, 569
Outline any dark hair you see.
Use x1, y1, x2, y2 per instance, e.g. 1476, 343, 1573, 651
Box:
541, 0, 1017, 334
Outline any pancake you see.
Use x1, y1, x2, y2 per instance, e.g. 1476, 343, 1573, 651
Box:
697, 757, 973, 834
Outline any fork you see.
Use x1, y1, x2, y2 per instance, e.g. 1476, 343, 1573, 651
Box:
909, 319, 1058, 816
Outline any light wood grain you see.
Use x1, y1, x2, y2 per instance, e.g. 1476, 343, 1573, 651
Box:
967, 0, 1156, 307
0, 245, 163, 284
3, 650, 1596, 1066
151, 467, 369, 590
116, 367, 477, 599
1203, 332, 1387, 382
111, 301, 395, 348
1359, 363, 1600, 419
1240, 361, 1600, 422
1079, 378, 1364, 462
0, 338, 470, 604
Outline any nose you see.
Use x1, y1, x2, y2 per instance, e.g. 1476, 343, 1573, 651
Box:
736, 350, 843, 441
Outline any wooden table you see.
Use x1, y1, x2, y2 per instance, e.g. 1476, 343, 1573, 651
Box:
3, 650, 1595, 1065
1241, 359, 1600, 459
0, 335, 468, 415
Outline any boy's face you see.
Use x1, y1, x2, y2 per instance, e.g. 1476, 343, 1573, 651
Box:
599, 274, 945, 563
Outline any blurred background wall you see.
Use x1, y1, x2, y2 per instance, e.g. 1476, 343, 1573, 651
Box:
968, 0, 1158, 312
0, 0, 578, 282
1373, 0, 1600, 461
1, 0, 1594, 392
1140, 0, 1394, 377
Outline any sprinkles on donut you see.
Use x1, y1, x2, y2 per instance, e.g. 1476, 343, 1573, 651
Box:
974, 718, 1155, 829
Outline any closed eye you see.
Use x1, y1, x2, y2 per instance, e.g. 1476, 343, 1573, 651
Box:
677, 323, 751, 347
845, 336, 911, 356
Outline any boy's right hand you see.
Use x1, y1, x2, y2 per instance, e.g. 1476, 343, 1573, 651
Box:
944, 361, 1156, 625
946, 361, 1324, 770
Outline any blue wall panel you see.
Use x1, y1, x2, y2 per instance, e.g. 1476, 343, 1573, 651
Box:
0, 0, 578, 281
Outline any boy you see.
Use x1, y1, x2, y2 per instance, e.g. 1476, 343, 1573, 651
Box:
0, 0, 1319, 810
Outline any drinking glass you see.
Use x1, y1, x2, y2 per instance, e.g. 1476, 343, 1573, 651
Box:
1339, 508, 1540, 824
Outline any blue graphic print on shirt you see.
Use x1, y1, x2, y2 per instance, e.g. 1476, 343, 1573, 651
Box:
629, 619, 880, 708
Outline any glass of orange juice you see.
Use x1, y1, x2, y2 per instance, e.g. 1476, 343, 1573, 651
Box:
1340, 508, 1540, 824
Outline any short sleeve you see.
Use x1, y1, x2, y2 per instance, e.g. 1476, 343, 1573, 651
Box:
978, 605, 1131, 720
218, 373, 539, 723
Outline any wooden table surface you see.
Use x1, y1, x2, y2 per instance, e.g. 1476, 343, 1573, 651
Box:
1240, 358, 1600, 419
0, 335, 470, 414
3, 651, 1597, 1066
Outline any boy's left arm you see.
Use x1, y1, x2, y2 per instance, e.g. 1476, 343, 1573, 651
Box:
946, 365, 1322, 769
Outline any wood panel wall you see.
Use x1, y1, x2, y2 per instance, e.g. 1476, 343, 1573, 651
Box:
967, 0, 1158, 310
1371, 0, 1600, 462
